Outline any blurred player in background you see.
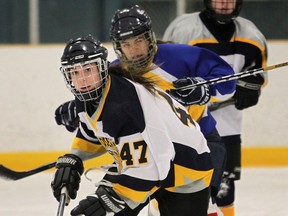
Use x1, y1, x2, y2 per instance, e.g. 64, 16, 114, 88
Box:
163, 0, 268, 215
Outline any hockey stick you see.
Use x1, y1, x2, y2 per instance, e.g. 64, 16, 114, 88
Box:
0, 161, 56, 181
208, 98, 236, 112
56, 187, 70, 216
176, 61, 288, 91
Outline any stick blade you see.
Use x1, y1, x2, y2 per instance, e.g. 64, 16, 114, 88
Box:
0, 162, 56, 181
0, 165, 27, 181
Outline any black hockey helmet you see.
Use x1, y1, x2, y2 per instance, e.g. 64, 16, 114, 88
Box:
110, 4, 152, 40
204, 0, 243, 24
60, 35, 109, 102
61, 34, 108, 66
109, 5, 156, 69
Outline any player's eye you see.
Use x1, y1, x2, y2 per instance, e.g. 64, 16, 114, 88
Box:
121, 43, 130, 48
84, 67, 92, 72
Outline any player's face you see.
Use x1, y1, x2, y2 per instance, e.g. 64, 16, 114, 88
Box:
70, 63, 101, 92
119, 34, 149, 61
211, 0, 236, 15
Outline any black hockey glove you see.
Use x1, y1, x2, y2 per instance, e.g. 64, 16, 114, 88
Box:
232, 74, 264, 110
168, 77, 211, 106
71, 185, 126, 216
51, 154, 84, 201
55, 100, 79, 132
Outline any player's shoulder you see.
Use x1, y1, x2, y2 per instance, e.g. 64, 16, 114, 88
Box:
165, 12, 200, 32
156, 43, 206, 63
157, 43, 202, 53
235, 16, 260, 32
109, 74, 138, 98
235, 16, 257, 27
104, 74, 143, 118
171, 12, 200, 25
163, 12, 205, 42
156, 43, 219, 69
235, 16, 267, 44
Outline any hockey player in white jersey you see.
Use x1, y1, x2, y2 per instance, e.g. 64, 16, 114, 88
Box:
51, 35, 214, 216
54, 6, 236, 209
163, 1, 268, 215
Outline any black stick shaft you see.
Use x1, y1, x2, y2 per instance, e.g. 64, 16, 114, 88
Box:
0, 161, 56, 181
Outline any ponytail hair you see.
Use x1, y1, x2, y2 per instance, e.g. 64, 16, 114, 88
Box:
109, 63, 157, 94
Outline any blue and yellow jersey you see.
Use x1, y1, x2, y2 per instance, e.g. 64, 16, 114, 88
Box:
114, 43, 236, 136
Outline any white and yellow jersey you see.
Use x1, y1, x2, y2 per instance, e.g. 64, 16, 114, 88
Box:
71, 74, 213, 209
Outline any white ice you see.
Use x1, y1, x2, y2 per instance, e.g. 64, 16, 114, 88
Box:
0, 167, 287, 216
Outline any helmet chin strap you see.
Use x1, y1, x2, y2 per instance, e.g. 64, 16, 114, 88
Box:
216, 17, 236, 25
204, 9, 236, 25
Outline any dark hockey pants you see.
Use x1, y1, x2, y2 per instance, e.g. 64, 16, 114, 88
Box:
205, 128, 227, 197
115, 187, 210, 216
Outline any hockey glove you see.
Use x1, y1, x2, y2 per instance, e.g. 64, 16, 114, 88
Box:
232, 74, 264, 110
51, 154, 84, 201
55, 100, 79, 132
71, 185, 126, 216
168, 77, 211, 106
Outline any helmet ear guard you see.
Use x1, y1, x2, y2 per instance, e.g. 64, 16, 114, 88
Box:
60, 35, 109, 102
204, 0, 243, 24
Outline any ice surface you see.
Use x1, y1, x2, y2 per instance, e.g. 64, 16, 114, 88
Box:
0, 167, 287, 216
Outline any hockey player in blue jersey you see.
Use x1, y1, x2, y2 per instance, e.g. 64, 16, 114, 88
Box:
51, 34, 214, 216
163, 0, 267, 215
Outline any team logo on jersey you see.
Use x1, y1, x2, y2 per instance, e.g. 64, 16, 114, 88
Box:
98, 137, 123, 173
